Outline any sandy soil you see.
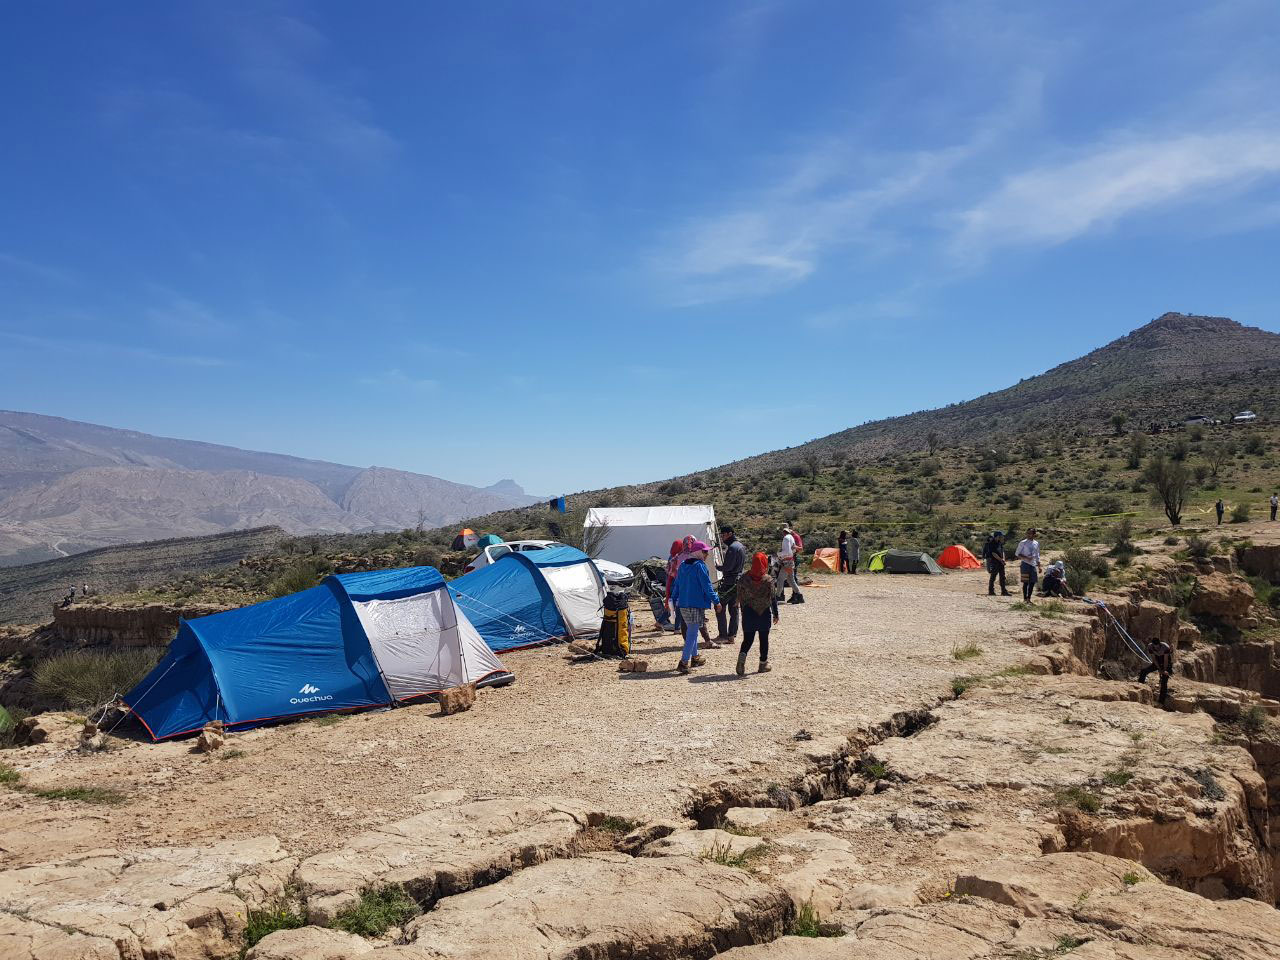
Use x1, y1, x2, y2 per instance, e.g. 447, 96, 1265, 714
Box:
0, 570, 1089, 865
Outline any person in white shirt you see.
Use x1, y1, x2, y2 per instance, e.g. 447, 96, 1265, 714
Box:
776, 525, 804, 604
1015, 528, 1041, 603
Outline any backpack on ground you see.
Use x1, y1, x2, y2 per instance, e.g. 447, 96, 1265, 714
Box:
596, 590, 631, 658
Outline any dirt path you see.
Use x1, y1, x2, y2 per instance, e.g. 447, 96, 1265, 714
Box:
3, 571, 1047, 864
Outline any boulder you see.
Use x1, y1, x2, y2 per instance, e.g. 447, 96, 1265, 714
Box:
723, 807, 782, 831
639, 828, 764, 860
955, 852, 1155, 916
196, 721, 225, 752
14, 714, 53, 745
1129, 601, 1179, 646
247, 927, 375, 959
438, 683, 476, 716
296, 796, 598, 922
1189, 573, 1255, 621
398, 851, 792, 958
1240, 545, 1280, 584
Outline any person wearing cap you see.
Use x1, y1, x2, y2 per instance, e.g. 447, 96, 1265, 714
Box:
1014, 528, 1041, 603
982, 531, 1010, 596
776, 525, 804, 604
1042, 560, 1073, 598
669, 540, 723, 674
715, 526, 747, 642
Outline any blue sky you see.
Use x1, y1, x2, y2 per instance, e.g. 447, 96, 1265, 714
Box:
2, 1, 1279, 495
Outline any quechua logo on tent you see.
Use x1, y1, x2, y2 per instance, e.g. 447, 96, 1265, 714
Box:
291, 682, 333, 705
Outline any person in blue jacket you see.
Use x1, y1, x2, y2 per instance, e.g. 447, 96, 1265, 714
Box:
670, 539, 723, 675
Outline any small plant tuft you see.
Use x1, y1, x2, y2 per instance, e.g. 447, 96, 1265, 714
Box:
1122, 871, 1143, 886
600, 815, 642, 834
701, 837, 764, 870
30, 785, 126, 805
1055, 785, 1102, 813
332, 884, 421, 938
1190, 767, 1226, 802
241, 899, 306, 957
0, 762, 20, 786
790, 899, 845, 938
1240, 705, 1268, 735
951, 642, 982, 661
1102, 769, 1134, 787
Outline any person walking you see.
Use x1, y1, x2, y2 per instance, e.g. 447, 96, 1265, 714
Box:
669, 540, 722, 674
1216, 498, 1225, 525
849, 529, 860, 574
736, 552, 779, 675
776, 525, 804, 603
1271, 493, 1277, 522
665, 540, 684, 634
838, 531, 850, 574
1015, 528, 1041, 603
1138, 636, 1174, 704
983, 531, 1011, 596
715, 526, 747, 641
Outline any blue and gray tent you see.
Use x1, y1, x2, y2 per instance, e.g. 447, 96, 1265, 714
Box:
124, 566, 511, 740
448, 546, 605, 652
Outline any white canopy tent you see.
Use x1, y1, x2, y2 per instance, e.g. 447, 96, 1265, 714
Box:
584, 505, 722, 576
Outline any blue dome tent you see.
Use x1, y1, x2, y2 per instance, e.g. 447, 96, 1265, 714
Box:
448, 546, 605, 652
123, 566, 511, 741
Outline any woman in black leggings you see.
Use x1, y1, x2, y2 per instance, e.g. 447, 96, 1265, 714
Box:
736, 552, 780, 675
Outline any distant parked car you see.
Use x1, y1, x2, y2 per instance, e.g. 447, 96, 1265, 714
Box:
464, 539, 634, 587
1183, 415, 1214, 426
1233, 410, 1258, 423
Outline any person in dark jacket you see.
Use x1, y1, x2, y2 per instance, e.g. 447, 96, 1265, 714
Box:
982, 531, 1010, 596
736, 552, 779, 675
838, 531, 850, 573
715, 526, 747, 641
849, 530, 860, 574
1216, 499, 1225, 524
1138, 637, 1174, 704
670, 540, 722, 674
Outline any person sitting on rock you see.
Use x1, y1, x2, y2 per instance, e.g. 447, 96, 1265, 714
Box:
1041, 561, 1073, 598
1138, 637, 1174, 704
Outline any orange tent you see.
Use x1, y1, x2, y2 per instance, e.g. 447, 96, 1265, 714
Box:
811, 547, 840, 573
937, 544, 981, 570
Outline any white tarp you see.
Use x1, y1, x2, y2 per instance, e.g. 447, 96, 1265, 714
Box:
540, 562, 605, 637
353, 589, 506, 700
584, 505, 721, 573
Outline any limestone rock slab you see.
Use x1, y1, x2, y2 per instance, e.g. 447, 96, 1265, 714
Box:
295, 796, 598, 922
394, 851, 791, 959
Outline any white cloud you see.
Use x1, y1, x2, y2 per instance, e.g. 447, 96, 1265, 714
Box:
953, 130, 1280, 260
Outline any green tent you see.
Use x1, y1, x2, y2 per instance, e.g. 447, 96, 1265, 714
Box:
867, 549, 943, 574
476, 534, 505, 547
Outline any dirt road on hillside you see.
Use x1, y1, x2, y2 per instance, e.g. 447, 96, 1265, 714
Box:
2, 571, 1059, 864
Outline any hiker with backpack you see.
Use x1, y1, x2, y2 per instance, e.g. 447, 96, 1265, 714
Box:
736, 552, 779, 675
669, 540, 723, 675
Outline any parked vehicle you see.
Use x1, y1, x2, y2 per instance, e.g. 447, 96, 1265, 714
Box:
1233, 410, 1258, 423
464, 539, 634, 587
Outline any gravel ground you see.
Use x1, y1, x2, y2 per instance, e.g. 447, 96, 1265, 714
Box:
3, 570, 1053, 863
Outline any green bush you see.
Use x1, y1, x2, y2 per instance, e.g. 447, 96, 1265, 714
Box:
1231, 503, 1251, 523
1061, 548, 1097, 595
0, 705, 30, 748
34, 648, 163, 709
1185, 535, 1211, 560
270, 559, 332, 598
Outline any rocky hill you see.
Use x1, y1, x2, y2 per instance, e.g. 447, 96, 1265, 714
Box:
712, 312, 1280, 475
0, 411, 538, 565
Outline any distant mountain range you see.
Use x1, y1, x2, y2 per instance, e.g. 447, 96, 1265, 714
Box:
0, 411, 540, 566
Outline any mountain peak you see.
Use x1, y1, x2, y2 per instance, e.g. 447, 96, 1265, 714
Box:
1135, 312, 1243, 338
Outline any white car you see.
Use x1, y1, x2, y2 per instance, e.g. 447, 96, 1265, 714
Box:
464, 540, 635, 587
1233, 410, 1258, 423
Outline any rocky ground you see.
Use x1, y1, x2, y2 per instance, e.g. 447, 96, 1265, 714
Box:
4, 542, 1280, 959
